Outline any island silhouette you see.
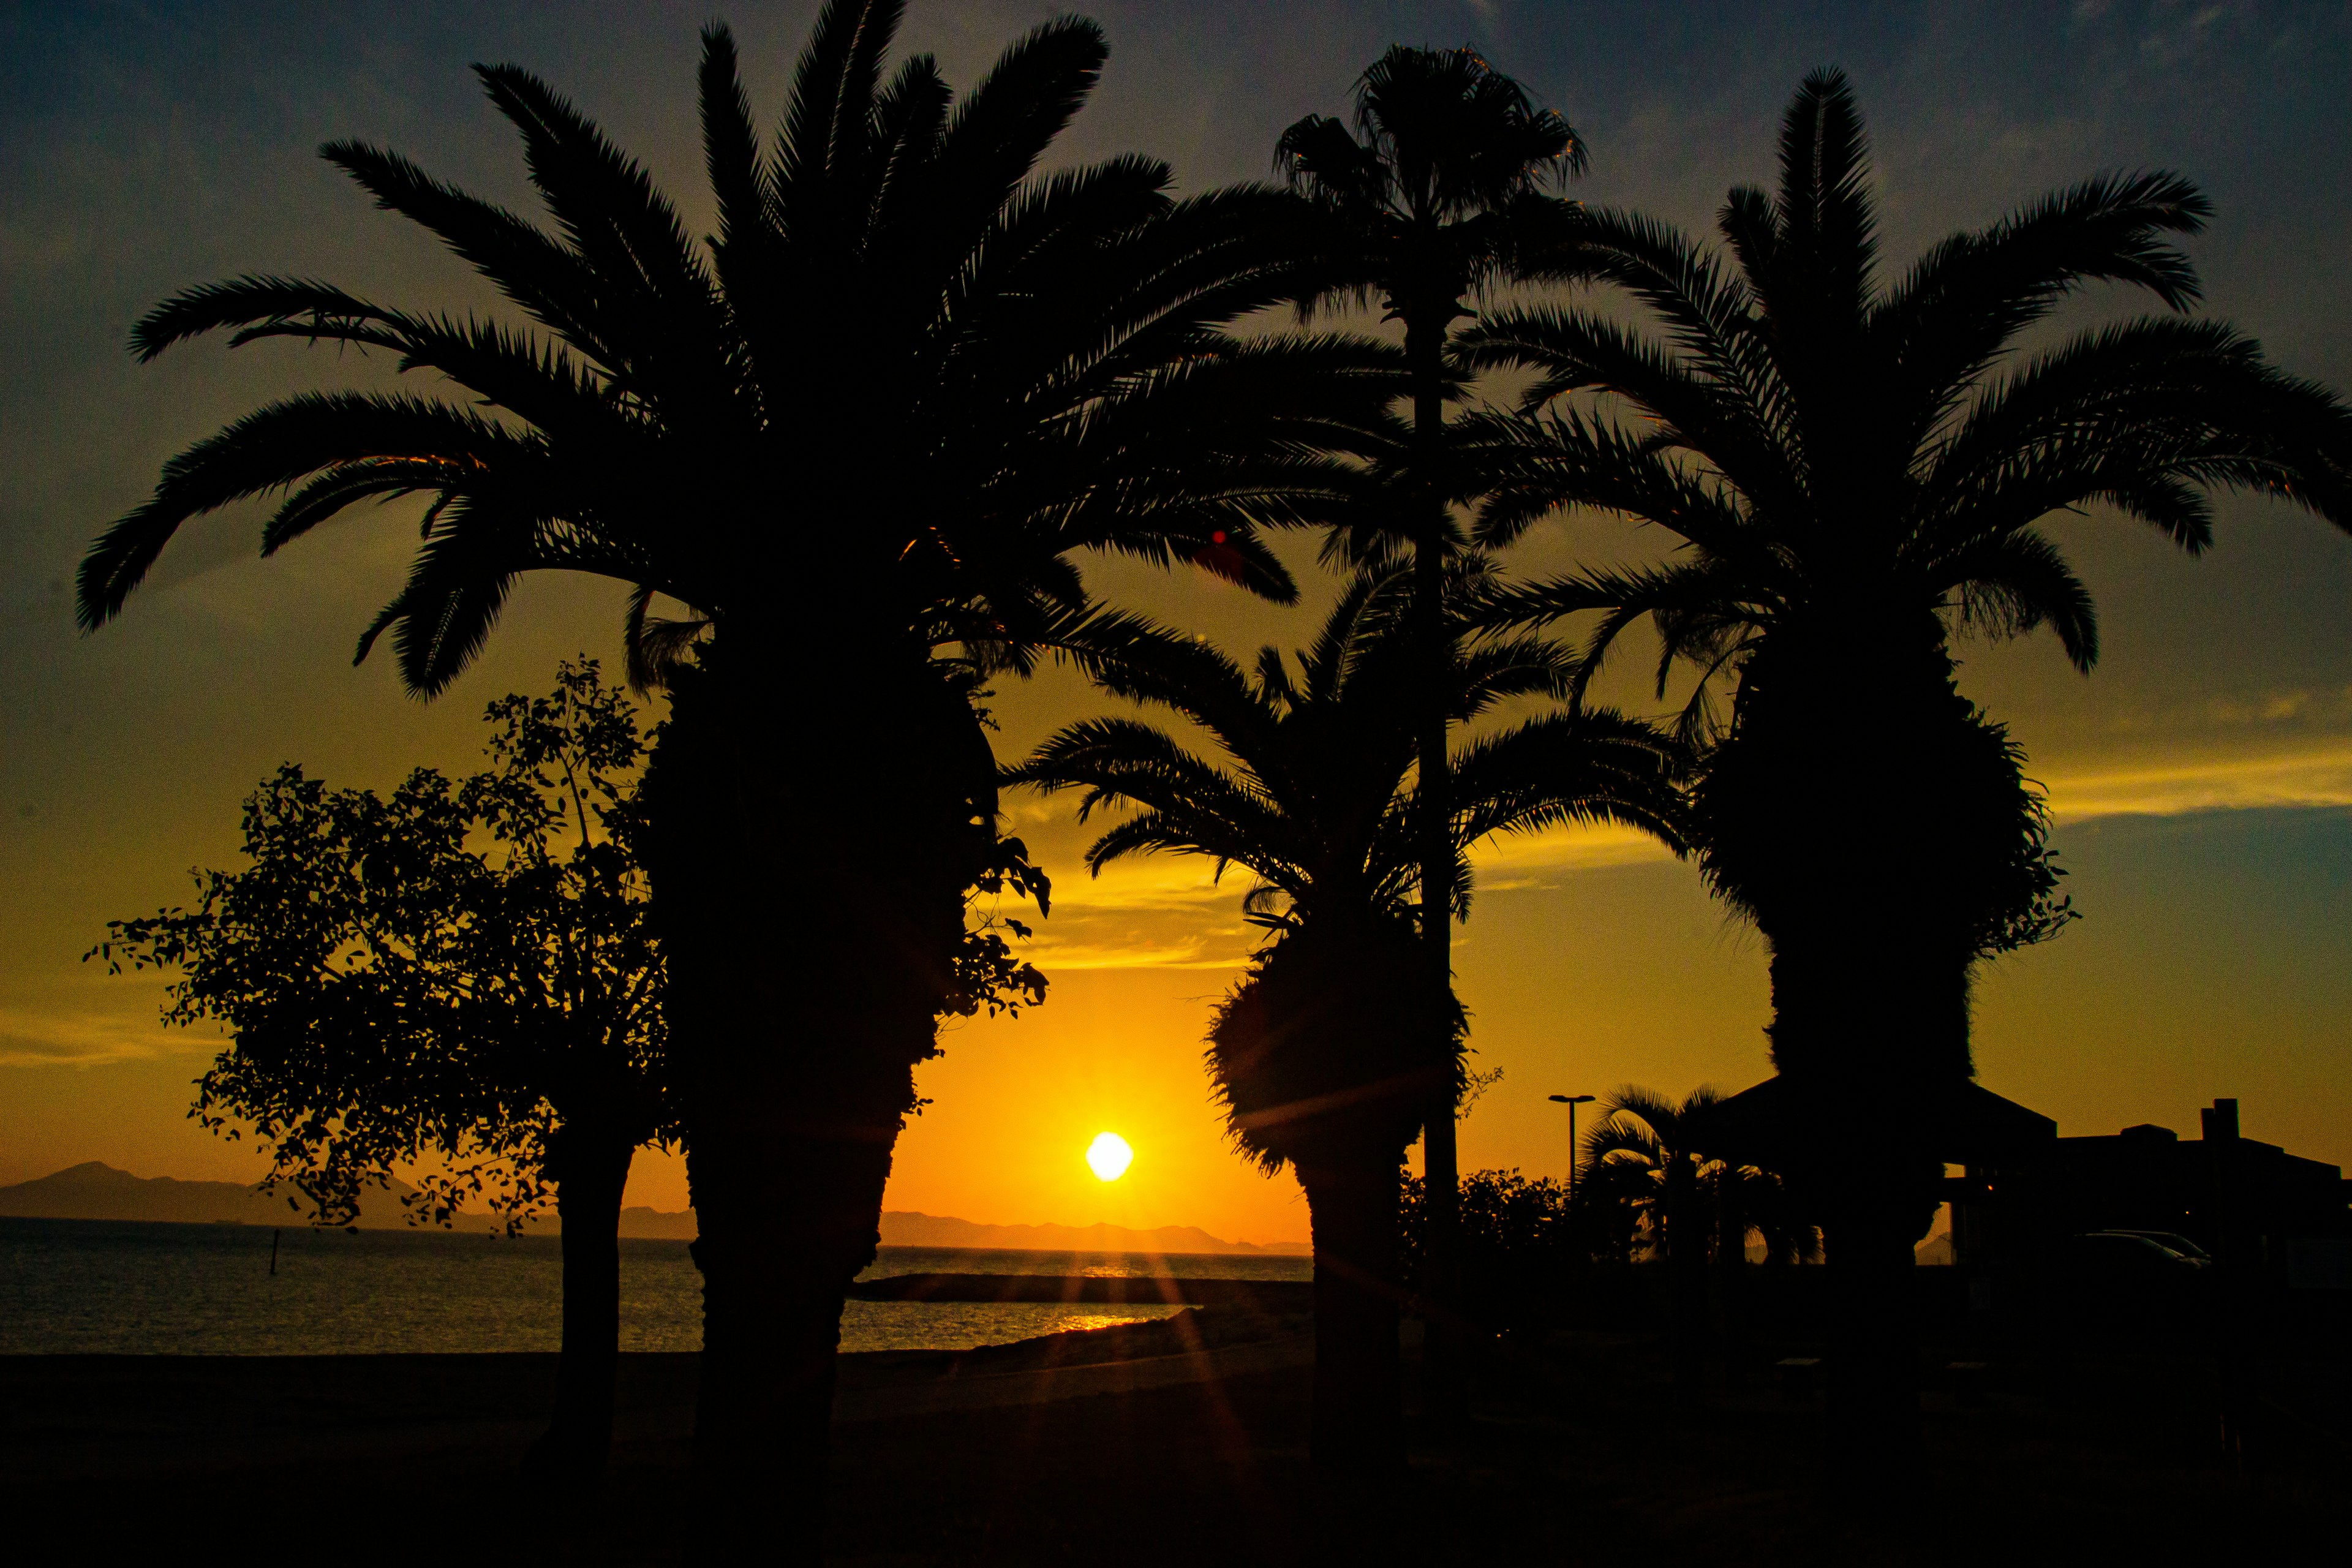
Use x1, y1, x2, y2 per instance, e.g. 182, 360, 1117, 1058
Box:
0, 1164, 1306, 1252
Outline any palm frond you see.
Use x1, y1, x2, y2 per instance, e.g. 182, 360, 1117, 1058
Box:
1446, 710, 1691, 856
1943, 527, 2100, 671
79, 393, 546, 630
1875, 170, 2208, 444
317, 141, 617, 368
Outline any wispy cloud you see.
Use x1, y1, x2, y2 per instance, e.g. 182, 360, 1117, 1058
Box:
2043, 744, 2352, 822
1019, 936, 1249, 971
1036, 858, 1250, 915
1450, 745, 2352, 882
1468, 821, 1680, 888
0, 1006, 211, 1068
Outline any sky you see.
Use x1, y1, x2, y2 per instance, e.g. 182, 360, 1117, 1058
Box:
3, 1, 2348, 1245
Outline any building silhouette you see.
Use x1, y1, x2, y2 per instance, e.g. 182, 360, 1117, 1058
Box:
1956, 1097, 2352, 1289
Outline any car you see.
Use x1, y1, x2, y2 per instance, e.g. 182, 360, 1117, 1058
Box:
2099, 1229, 2212, 1264
2043, 1232, 2210, 1336
2067, 1230, 2208, 1282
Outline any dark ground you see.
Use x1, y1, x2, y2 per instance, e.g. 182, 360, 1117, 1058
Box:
4, 1313, 2344, 1564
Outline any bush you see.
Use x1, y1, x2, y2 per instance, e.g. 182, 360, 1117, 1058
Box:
1400, 1168, 1589, 1334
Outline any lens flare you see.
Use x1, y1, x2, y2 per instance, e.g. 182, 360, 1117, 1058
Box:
1085, 1131, 1134, 1182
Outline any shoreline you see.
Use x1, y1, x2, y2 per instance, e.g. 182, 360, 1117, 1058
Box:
6, 1317, 2343, 1563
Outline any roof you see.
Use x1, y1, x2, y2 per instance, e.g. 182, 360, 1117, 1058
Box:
1689, 1074, 2058, 1169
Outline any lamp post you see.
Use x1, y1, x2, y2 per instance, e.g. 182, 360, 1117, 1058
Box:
1550, 1093, 1596, 1200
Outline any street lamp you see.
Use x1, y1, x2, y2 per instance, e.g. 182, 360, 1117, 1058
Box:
1550, 1093, 1596, 1200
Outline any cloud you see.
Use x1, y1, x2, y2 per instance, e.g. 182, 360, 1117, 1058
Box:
1016, 895, 1257, 970
1021, 937, 1250, 971
1035, 858, 1252, 914
2043, 745, 2352, 822
0, 1005, 212, 1068
1445, 746, 2352, 878
1468, 821, 1681, 886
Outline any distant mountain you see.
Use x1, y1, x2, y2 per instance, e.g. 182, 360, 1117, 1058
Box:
0, 1161, 412, 1227
0, 1162, 667, 1234
877, 1210, 1310, 1256
617, 1205, 696, 1239
0, 1165, 1306, 1253
621, 1209, 1308, 1250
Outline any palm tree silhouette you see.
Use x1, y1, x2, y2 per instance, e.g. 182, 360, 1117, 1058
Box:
1580, 1087, 1718, 1257
1011, 567, 1682, 1471
74, 3, 1394, 1536
1581, 1085, 1721, 1389
1276, 44, 1586, 1396
1464, 69, 2352, 1463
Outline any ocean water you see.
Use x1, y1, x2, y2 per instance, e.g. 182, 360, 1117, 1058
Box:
0, 1219, 1307, 1356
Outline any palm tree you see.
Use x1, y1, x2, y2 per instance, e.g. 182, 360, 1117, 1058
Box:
75, 4, 1395, 1538
1581, 1087, 1717, 1256
1706, 1161, 1818, 1270
1581, 1085, 1721, 1389
1010, 568, 1683, 1470
1463, 70, 2352, 1462
1276, 44, 1586, 1390
1585, 1088, 1819, 1389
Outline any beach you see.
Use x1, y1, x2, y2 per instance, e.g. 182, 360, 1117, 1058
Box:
7, 1311, 2345, 1564
6, 1227, 2348, 1561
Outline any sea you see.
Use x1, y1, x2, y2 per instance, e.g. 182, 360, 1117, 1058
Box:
0, 1218, 1310, 1356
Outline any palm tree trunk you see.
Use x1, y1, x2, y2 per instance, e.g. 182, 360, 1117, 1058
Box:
1406, 306, 1463, 1418
1713, 1171, 1751, 1387
523, 1129, 636, 1485
644, 630, 984, 1562
1818, 1154, 1932, 1479
1664, 1158, 1708, 1395
1297, 1157, 1406, 1473
1769, 938, 1953, 1482
1705, 628, 1992, 1479
686, 1066, 903, 1557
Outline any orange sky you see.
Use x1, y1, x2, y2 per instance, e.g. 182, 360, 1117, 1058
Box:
5, 3, 2350, 1246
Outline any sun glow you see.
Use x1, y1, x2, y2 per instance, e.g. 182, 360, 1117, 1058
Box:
1085, 1131, 1134, 1182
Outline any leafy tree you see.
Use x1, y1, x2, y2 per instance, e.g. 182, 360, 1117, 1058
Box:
1010, 567, 1682, 1471
74, 4, 1384, 1533
1276, 45, 1586, 1387
89, 660, 668, 1479
1463, 69, 2352, 1463
1398, 1168, 1579, 1337
1395, 1158, 1802, 1337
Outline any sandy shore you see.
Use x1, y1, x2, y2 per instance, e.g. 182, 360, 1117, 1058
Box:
5, 1308, 2345, 1564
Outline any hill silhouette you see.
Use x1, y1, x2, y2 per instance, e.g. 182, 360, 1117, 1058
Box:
0, 1161, 404, 1227
875, 1210, 1308, 1255
0, 1165, 1305, 1252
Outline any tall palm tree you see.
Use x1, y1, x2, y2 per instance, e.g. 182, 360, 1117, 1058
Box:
75, 3, 1394, 1538
1276, 45, 1586, 1389
1463, 70, 2352, 1462
1010, 568, 1684, 1471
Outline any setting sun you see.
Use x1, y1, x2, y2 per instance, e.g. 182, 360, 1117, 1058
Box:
1085, 1133, 1134, 1182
